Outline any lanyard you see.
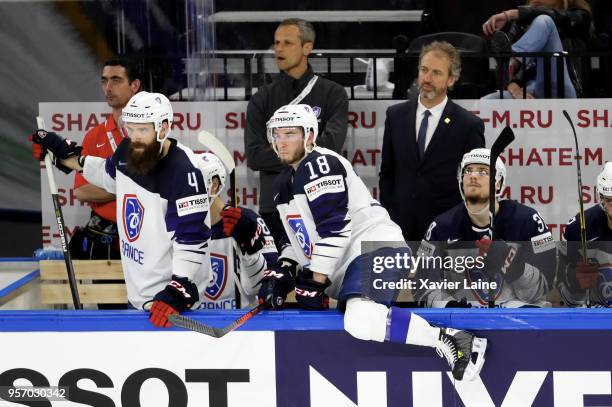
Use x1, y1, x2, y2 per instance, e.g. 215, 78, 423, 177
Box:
289, 75, 318, 105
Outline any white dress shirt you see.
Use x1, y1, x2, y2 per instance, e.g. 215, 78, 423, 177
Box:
415, 95, 448, 152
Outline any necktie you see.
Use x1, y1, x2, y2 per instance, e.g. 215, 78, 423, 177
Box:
417, 110, 431, 159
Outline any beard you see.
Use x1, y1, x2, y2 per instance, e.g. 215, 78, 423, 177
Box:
418, 81, 446, 101
127, 139, 161, 175
278, 146, 305, 165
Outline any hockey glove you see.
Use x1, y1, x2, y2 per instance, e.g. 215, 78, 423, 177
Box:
29, 130, 82, 174
294, 269, 331, 310
149, 275, 199, 328
475, 236, 519, 282
258, 258, 298, 309
575, 260, 599, 289
445, 298, 472, 308
220, 206, 265, 255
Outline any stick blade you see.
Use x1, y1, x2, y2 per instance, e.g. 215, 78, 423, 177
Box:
168, 314, 225, 338
197, 130, 235, 173
490, 126, 515, 157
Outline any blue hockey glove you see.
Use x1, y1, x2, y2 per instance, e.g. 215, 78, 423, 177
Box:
29, 129, 82, 174
475, 236, 519, 282
295, 269, 331, 310
258, 258, 298, 309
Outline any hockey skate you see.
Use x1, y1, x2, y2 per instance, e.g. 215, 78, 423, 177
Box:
435, 327, 487, 381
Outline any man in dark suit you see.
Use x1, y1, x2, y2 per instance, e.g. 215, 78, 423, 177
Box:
379, 41, 485, 245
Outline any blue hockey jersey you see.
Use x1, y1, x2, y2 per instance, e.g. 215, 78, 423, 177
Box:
416, 199, 556, 307
558, 205, 612, 306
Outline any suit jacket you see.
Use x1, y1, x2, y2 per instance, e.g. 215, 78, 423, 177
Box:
379, 98, 485, 242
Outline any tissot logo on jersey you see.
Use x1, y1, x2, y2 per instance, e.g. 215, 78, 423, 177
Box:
531, 232, 555, 253
123, 194, 144, 242
205, 254, 228, 300
304, 175, 345, 201
287, 215, 313, 258
176, 194, 208, 217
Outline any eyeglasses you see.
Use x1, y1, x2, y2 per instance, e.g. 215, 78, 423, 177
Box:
464, 168, 490, 177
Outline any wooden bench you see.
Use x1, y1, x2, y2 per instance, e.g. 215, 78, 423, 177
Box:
39, 260, 127, 305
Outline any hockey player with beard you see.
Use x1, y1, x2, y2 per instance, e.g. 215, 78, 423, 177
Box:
557, 162, 612, 307
415, 148, 556, 308
265, 104, 487, 381
30, 92, 212, 327
195, 153, 295, 309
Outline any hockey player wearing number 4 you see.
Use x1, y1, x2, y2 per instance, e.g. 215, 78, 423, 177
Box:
195, 153, 295, 309
415, 148, 556, 308
264, 104, 487, 381
29, 92, 213, 328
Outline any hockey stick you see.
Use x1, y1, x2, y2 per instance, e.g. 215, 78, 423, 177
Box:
197, 129, 242, 307
36, 117, 82, 310
562, 110, 590, 308
168, 302, 266, 338
488, 126, 515, 308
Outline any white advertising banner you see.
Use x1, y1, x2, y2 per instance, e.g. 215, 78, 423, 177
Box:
0, 331, 275, 406
38, 99, 611, 248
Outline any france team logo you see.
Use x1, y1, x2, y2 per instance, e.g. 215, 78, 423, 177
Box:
311, 106, 321, 118
122, 194, 144, 242
205, 253, 228, 300
287, 215, 313, 258
466, 268, 503, 305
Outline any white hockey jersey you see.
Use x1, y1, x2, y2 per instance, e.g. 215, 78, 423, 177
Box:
273, 147, 406, 299
83, 138, 212, 309
201, 209, 278, 309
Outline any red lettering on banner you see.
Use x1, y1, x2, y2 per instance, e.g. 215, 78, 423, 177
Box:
85, 114, 100, 131
352, 150, 366, 166
51, 114, 65, 131
576, 109, 610, 128
536, 110, 552, 128
504, 148, 601, 166
504, 186, 553, 204
547, 223, 568, 240
372, 186, 379, 200
519, 110, 535, 128
67, 114, 82, 131
240, 188, 258, 206
492, 110, 510, 128
366, 149, 380, 166
172, 113, 201, 131
348, 111, 377, 129
235, 150, 246, 165
559, 148, 572, 166
585, 148, 603, 165
42, 226, 51, 245
225, 112, 246, 129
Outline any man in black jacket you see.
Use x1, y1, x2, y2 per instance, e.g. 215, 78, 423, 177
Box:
379, 41, 485, 246
245, 18, 348, 249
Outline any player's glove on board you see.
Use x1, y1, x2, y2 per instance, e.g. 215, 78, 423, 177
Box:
475, 236, 520, 283
220, 206, 265, 255
258, 258, 298, 309
149, 275, 199, 328
295, 269, 331, 310
574, 260, 599, 289
29, 129, 82, 174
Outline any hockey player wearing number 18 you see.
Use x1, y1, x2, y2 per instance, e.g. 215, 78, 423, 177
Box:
557, 162, 612, 307
416, 148, 556, 308
266, 104, 487, 381
195, 153, 289, 309
29, 92, 213, 328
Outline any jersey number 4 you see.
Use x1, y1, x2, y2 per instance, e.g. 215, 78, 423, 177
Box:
305, 156, 330, 180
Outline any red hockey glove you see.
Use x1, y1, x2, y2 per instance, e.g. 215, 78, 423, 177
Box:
220, 206, 265, 254
149, 300, 179, 328
575, 260, 598, 289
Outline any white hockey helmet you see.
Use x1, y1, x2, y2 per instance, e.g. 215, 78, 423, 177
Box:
457, 148, 507, 201
597, 161, 612, 211
197, 153, 227, 199
266, 104, 319, 155
121, 91, 173, 144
